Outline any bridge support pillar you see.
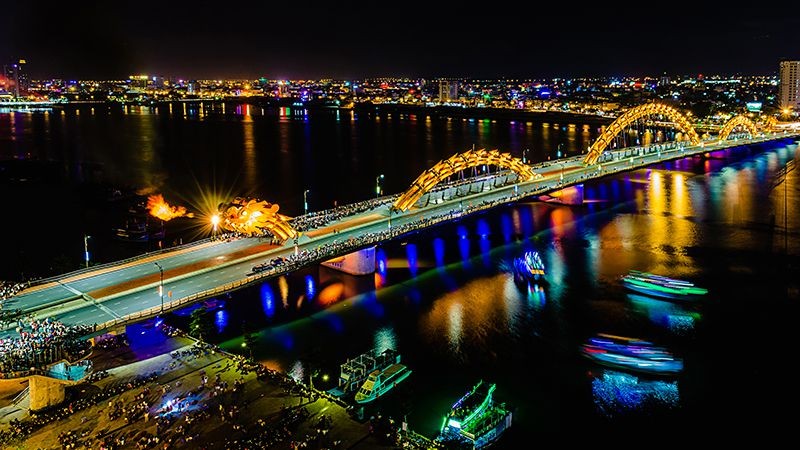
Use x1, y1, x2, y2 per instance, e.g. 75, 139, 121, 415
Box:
542, 184, 584, 205
322, 246, 376, 275
28, 375, 67, 411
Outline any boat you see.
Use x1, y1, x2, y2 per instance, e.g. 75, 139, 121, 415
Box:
512, 251, 546, 285
437, 380, 512, 449
621, 270, 707, 300
328, 348, 401, 399
354, 362, 412, 403
581, 333, 683, 375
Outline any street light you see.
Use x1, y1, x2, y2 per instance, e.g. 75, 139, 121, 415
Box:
210, 214, 220, 238
375, 174, 384, 198
83, 235, 91, 268
303, 189, 310, 215
154, 262, 164, 313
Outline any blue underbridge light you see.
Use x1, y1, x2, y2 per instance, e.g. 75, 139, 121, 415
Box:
500, 213, 513, 243
215, 309, 228, 334
305, 275, 316, 300
459, 233, 470, 262
406, 243, 419, 277
477, 219, 490, 239
260, 283, 276, 318
433, 237, 446, 267
376, 247, 388, 275
457, 225, 468, 240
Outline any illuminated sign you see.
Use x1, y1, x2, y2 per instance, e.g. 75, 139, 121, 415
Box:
746, 102, 762, 112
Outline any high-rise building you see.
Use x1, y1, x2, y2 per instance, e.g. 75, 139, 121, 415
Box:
187, 80, 200, 95
779, 60, 800, 110
3, 59, 28, 98
438, 79, 459, 103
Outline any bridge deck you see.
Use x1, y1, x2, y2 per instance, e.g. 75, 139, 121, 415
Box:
3, 132, 797, 335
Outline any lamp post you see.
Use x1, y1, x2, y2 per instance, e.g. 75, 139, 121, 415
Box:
375, 174, 384, 198
83, 235, 91, 268
303, 189, 310, 215
154, 262, 164, 313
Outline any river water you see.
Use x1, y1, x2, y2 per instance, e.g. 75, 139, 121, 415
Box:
2, 104, 799, 439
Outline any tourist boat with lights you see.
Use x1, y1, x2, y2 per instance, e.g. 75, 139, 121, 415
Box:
512, 251, 546, 285
354, 363, 412, 404
581, 333, 683, 375
437, 380, 512, 449
621, 270, 707, 300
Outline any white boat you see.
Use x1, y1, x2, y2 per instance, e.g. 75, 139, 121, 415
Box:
354, 363, 412, 403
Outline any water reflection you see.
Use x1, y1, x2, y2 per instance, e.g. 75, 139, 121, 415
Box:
215, 309, 228, 334
374, 326, 397, 354
420, 274, 521, 360
627, 294, 699, 335
591, 370, 680, 417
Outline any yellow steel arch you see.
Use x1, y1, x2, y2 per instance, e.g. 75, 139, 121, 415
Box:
583, 103, 701, 165
392, 149, 541, 212
718, 115, 758, 141
219, 197, 298, 241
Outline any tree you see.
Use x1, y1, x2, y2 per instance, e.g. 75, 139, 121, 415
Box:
189, 307, 214, 341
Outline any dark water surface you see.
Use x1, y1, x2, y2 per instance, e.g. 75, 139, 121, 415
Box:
2, 104, 800, 440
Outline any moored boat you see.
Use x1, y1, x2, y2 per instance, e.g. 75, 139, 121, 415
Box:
354, 363, 412, 403
437, 380, 512, 449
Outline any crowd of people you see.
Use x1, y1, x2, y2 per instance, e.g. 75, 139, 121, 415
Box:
0, 320, 430, 449
290, 197, 396, 232
0, 318, 93, 376
0, 280, 25, 301
0, 370, 160, 447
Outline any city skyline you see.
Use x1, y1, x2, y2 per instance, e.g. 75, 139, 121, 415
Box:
3, 3, 799, 79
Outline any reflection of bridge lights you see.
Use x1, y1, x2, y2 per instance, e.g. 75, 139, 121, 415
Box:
215, 309, 228, 333
433, 238, 445, 267
447, 302, 463, 350
260, 283, 276, 318
477, 219, 490, 239
376, 247, 388, 275
278, 276, 289, 308
406, 243, 418, 277
305, 275, 315, 300
459, 234, 470, 262
500, 214, 513, 243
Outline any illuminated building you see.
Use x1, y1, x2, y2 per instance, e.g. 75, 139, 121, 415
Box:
187, 80, 200, 95
779, 60, 800, 110
438, 78, 459, 103
3, 59, 28, 98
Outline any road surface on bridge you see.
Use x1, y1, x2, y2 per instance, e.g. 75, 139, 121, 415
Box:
4, 132, 797, 334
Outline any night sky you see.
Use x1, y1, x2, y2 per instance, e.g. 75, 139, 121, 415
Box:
3, 2, 799, 79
